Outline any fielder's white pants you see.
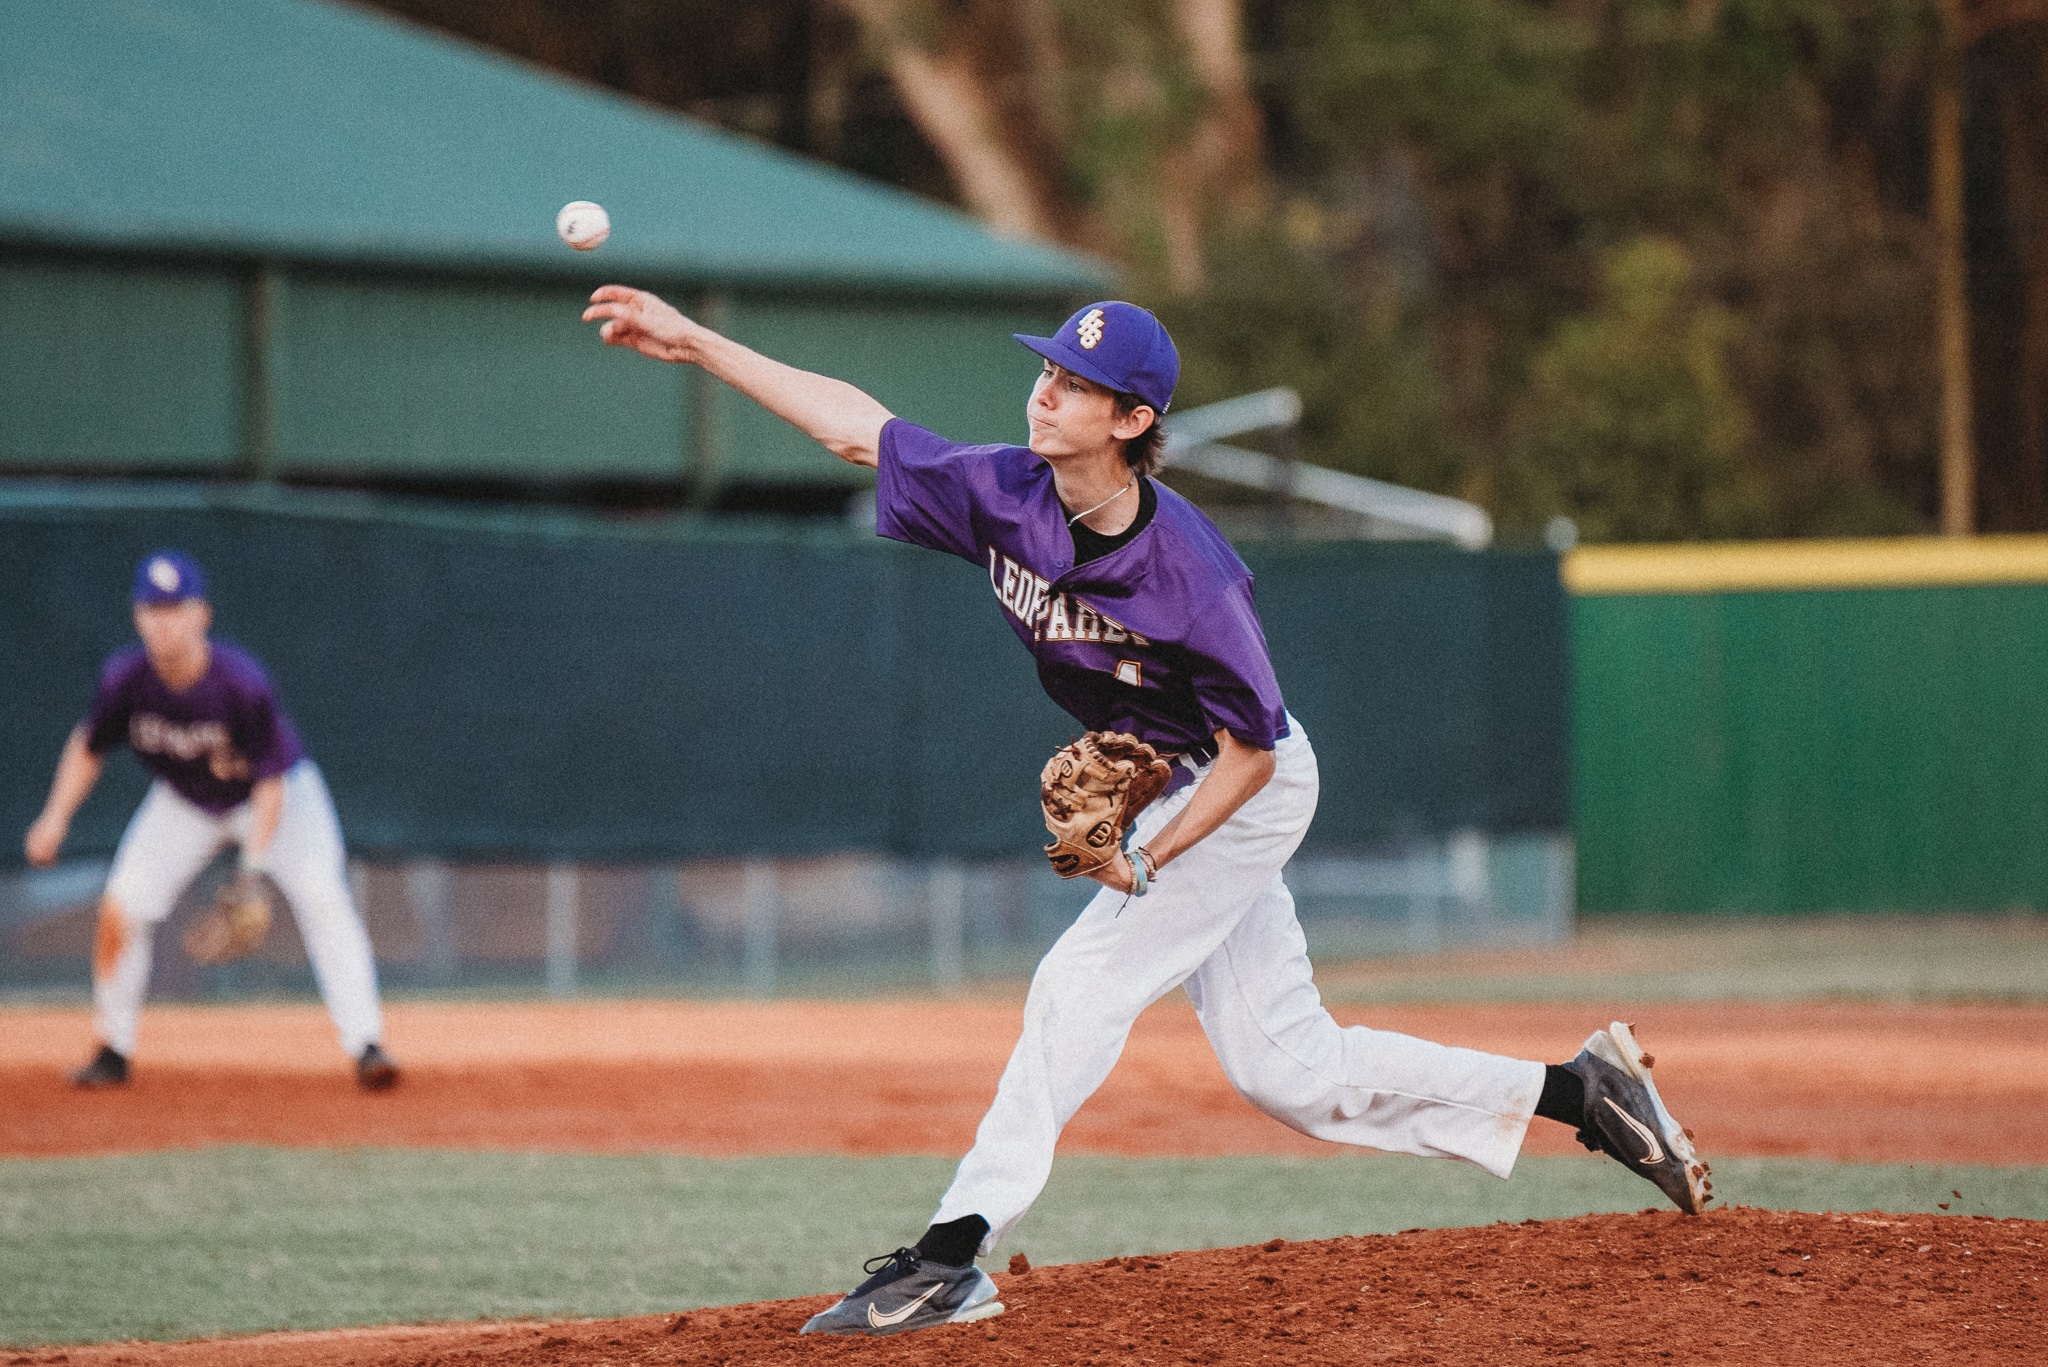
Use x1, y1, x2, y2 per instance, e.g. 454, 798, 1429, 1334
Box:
934, 719, 1546, 1253
96, 760, 385, 1059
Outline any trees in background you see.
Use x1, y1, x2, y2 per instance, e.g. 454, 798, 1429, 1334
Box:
370, 0, 2048, 542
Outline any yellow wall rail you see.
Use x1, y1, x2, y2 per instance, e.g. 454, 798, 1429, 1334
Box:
1565, 535, 2048, 596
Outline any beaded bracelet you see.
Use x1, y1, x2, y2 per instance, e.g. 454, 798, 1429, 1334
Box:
1130, 846, 1159, 896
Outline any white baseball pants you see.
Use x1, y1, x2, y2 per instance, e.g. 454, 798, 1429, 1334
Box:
934, 719, 1546, 1253
95, 760, 385, 1058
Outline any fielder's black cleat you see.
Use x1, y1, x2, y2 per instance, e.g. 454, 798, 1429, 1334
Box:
356, 1043, 400, 1091
70, 1044, 130, 1089
800, 1247, 1003, 1336
1566, 1021, 1711, 1214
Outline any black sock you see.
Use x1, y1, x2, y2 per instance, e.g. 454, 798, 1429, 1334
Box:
914, 1214, 989, 1267
1534, 1063, 1585, 1127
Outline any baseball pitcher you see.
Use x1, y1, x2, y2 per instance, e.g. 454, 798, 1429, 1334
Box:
23, 551, 398, 1091
582, 289, 1709, 1336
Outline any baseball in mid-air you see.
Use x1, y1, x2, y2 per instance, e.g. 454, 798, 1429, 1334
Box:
556, 200, 611, 251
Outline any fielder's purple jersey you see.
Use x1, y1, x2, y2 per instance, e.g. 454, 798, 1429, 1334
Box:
876, 419, 1289, 757
84, 643, 306, 814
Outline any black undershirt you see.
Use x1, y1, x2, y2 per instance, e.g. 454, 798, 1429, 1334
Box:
1536, 1063, 1585, 1128
1068, 476, 1158, 565
916, 1214, 989, 1266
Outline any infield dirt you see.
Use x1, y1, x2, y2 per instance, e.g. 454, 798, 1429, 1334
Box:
35, 1208, 2047, 1366
5, 998, 2048, 1165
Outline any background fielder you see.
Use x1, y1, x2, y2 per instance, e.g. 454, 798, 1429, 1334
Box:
23, 551, 399, 1091
580, 289, 1709, 1337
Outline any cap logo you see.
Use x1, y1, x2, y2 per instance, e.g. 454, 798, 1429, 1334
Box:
1076, 308, 1106, 350
147, 558, 181, 593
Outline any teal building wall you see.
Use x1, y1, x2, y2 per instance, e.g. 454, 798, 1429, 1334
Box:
0, 0, 1097, 492
0, 255, 1062, 492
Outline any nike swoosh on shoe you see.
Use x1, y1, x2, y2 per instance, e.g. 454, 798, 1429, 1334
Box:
867, 1282, 944, 1329
1603, 1097, 1666, 1164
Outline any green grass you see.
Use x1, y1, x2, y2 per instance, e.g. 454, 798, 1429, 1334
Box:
3, 1147, 2044, 1346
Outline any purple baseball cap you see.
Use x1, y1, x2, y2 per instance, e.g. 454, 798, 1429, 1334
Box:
1016, 302, 1179, 414
133, 550, 207, 605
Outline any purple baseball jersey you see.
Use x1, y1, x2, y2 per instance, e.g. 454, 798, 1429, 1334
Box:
876, 419, 1289, 758
84, 642, 306, 814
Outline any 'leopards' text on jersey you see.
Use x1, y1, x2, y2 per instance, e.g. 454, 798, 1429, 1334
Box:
990, 550, 1151, 646
85, 642, 307, 813
876, 420, 1287, 757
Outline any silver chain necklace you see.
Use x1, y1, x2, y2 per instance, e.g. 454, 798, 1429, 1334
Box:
1064, 473, 1137, 528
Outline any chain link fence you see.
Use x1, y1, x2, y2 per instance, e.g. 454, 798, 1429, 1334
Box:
1, 835, 1571, 999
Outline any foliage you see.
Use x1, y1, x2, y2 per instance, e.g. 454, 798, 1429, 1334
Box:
1500, 236, 1758, 540
1158, 226, 1465, 497
1238, 0, 1943, 540
365, 0, 2043, 541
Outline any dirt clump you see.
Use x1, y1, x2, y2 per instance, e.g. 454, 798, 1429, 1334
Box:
50, 1208, 2045, 1366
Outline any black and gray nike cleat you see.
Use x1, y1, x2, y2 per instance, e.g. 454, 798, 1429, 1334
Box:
356, 1043, 400, 1091
1566, 1021, 1712, 1214
799, 1247, 1004, 1336
70, 1044, 129, 1089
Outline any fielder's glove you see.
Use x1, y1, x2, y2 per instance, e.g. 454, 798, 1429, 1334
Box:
182, 870, 277, 965
1040, 732, 1173, 879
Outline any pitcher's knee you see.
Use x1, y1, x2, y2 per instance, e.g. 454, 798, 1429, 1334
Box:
93, 897, 133, 979
1027, 939, 1107, 1002
1238, 1073, 1327, 1120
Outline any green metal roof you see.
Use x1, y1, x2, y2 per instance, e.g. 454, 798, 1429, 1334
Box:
0, 0, 1109, 296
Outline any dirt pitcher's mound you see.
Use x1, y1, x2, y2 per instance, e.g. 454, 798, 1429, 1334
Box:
46, 1209, 2045, 1367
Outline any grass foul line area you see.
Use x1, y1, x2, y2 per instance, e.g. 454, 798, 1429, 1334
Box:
4, 1147, 2045, 1346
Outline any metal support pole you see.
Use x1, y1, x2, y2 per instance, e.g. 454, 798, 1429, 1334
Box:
647, 866, 689, 971
1447, 828, 1491, 938
741, 858, 777, 997
1405, 843, 1440, 955
1547, 834, 1578, 946
1269, 420, 1299, 541
404, 858, 455, 984
347, 860, 370, 926
928, 858, 966, 994
242, 260, 282, 481
545, 862, 579, 998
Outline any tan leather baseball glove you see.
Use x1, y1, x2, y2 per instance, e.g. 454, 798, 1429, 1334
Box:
182, 871, 277, 965
1040, 731, 1174, 879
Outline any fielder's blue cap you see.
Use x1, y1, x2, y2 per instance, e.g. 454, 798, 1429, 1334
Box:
133, 550, 207, 605
1015, 302, 1179, 414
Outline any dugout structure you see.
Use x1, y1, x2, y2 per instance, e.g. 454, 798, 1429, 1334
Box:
0, 0, 1102, 503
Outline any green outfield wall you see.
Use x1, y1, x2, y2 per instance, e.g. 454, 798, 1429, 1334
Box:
1569, 537, 2048, 914
0, 485, 1567, 868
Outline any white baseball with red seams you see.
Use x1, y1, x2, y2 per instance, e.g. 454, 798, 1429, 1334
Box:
556, 200, 610, 250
